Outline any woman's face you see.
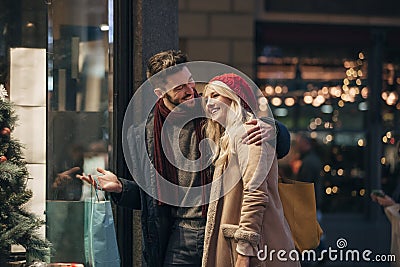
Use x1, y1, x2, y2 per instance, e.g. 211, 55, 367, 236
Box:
205, 87, 232, 125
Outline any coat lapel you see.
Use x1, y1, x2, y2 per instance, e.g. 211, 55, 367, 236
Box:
202, 164, 224, 267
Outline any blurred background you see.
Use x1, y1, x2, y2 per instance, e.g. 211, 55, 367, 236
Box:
1, 0, 399, 266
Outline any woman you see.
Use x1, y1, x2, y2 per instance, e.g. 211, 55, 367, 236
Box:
202, 73, 300, 267
370, 141, 400, 267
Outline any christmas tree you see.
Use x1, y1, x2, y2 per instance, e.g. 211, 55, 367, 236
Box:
0, 85, 50, 264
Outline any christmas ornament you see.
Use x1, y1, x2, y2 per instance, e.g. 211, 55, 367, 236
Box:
0, 155, 7, 162
1, 127, 10, 136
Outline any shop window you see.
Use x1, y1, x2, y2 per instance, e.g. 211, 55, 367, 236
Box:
47, 0, 112, 264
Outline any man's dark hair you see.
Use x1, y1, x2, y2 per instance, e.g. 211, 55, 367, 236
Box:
146, 50, 188, 79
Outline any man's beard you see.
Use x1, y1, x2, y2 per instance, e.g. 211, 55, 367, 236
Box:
165, 93, 194, 111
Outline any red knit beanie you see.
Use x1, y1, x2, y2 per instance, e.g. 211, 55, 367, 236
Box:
209, 73, 257, 112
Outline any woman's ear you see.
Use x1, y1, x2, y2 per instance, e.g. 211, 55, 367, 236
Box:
154, 88, 164, 98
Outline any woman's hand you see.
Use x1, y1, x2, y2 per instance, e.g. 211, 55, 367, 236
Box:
376, 195, 396, 207
76, 167, 123, 193
235, 254, 250, 267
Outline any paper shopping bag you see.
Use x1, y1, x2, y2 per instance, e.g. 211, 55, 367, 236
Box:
278, 178, 323, 252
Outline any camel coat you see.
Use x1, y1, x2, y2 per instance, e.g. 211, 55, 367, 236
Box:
202, 125, 300, 267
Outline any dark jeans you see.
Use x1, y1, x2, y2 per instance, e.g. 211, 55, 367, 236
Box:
163, 219, 206, 267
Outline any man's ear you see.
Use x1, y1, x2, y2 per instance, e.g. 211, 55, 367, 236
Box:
154, 88, 164, 98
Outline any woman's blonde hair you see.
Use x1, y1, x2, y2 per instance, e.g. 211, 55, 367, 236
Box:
203, 82, 255, 167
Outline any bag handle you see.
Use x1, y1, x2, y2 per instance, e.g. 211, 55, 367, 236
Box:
93, 176, 101, 202
88, 180, 97, 265
91, 175, 109, 202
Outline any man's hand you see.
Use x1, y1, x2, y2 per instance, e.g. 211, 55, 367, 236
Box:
235, 254, 250, 267
242, 119, 275, 146
76, 167, 123, 193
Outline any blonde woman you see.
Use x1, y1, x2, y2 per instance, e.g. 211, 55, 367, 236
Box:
202, 73, 300, 267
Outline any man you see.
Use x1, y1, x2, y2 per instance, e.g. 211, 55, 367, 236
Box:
295, 132, 325, 265
295, 133, 323, 208
78, 50, 291, 266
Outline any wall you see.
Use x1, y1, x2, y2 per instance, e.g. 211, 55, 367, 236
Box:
178, 0, 256, 78
9, 48, 47, 252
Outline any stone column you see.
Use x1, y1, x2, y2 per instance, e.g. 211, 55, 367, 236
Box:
113, 1, 178, 266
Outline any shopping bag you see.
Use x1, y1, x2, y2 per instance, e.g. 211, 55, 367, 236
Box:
278, 178, 323, 252
84, 187, 120, 267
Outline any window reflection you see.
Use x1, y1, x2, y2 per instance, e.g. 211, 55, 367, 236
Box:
48, 0, 110, 201
47, 0, 111, 263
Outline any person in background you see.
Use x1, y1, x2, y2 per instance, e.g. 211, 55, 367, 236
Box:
77, 50, 292, 267
294, 133, 325, 266
371, 191, 400, 267
295, 133, 323, 209
371, 141, 400, 267
201, 73, 300, 267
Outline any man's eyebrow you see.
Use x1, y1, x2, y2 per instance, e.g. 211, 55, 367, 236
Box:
172, 84, 183, 90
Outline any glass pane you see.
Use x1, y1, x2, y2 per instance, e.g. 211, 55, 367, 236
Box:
380, 50, 400, 196
256, 23, 368, 214
46, 0, 112, 264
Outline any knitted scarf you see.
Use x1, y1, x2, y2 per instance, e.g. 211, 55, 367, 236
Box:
153, 91, 211, 216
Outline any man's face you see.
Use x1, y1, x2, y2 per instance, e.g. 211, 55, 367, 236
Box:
162, 67, 196, 108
